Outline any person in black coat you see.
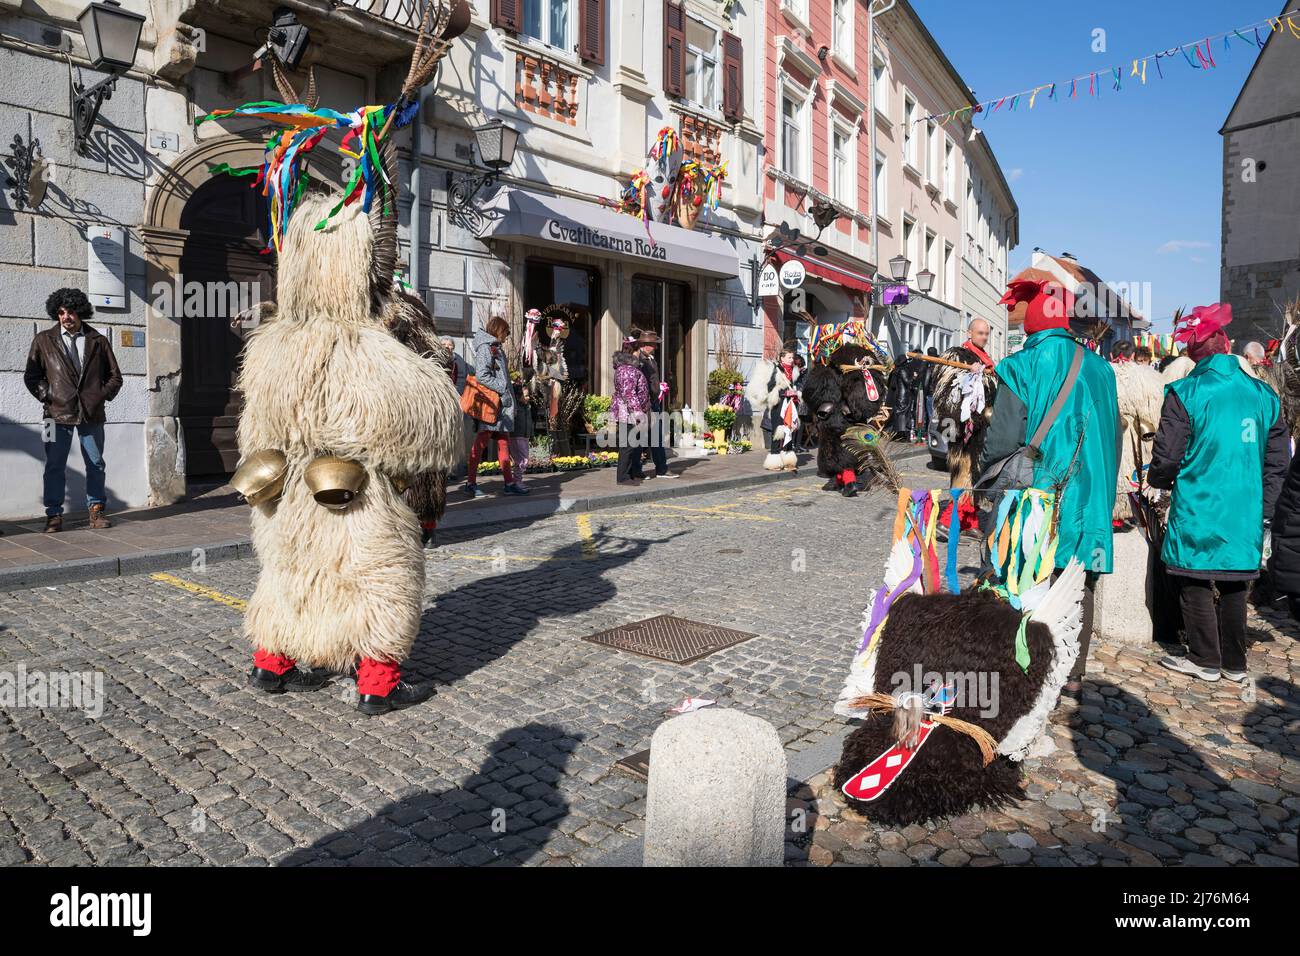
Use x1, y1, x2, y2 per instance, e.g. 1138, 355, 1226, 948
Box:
1268, 450, 1300, 621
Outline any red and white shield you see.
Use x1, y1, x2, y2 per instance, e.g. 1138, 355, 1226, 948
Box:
862, 369, 879, 402
841, 721, 936, 802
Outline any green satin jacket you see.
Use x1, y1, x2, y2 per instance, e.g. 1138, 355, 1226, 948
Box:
1161, 353, 1280, 573
992, 328, 1120, 573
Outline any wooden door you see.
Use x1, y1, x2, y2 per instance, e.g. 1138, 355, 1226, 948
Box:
177, 175, 273, 477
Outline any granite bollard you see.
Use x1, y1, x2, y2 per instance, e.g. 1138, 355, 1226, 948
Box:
643, 709, 786, 866
1094, 527, 1154, 645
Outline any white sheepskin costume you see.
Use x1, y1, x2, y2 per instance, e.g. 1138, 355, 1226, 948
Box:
1112, 361, 1165, 520
746, 359, 793, 472
237, 194, 462, 671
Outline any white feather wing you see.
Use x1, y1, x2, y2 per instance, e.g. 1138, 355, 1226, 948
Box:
833, 538, 918, 717
997, 557, 1085, 760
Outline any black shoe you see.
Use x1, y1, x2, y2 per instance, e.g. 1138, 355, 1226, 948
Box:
822, 479, 838, 491
248, 666, 286, 693
249, 665, 331, 693
841, 483, 858, 498
356, 680, 435, 716
283, 667, 331, 692
421, 527, 436, 547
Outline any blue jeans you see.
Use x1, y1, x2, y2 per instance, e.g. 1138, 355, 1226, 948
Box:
44, 423, 106, 517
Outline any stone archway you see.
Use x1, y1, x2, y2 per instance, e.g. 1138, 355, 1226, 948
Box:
140, 134, 343, 501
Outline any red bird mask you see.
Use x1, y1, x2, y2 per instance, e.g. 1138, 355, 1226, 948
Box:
1000, 279, 1075, 334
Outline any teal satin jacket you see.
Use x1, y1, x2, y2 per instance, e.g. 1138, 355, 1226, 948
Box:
992, 328, 1120, 573
1161, 353, 1280, 573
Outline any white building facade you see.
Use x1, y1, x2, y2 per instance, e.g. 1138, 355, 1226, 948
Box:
0, 0, 768, 519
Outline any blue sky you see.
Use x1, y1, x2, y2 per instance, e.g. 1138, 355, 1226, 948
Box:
913, 0, 1286, 332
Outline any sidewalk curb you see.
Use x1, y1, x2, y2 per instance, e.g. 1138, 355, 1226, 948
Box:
0, 466, 807, 592
1, 448, 930, 592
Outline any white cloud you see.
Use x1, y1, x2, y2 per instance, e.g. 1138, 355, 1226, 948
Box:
1157, 239, 1212, 255
1007, 168, 1024, 182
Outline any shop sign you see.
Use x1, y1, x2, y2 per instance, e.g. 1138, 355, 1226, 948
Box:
758, 262, 780, 298
545, 219, 668, 263
778, 259, 805, 290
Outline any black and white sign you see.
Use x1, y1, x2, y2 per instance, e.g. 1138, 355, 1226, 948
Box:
779, 259, 806, 290
757, 263, 780, 297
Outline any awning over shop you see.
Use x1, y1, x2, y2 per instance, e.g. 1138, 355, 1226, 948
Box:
476, 187, 740, 278
773, 250, 873, 295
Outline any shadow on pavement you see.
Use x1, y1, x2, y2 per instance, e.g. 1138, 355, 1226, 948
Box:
279, 723, 582, 866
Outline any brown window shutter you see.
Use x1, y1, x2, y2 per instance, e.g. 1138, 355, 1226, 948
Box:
491, 0, 522, 32
722, 31, 743, 122
663, 1, 686, 98
578, 0, 606, 64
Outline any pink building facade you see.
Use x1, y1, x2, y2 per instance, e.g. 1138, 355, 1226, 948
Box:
761, 0, 876, 355
759, 0, 1018, 361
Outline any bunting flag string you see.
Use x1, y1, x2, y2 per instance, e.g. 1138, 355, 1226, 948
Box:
912, 9, 1300, 128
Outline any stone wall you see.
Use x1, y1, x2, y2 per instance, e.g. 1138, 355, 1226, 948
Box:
0, 44, 151, 519
1221, 119, 1300, 345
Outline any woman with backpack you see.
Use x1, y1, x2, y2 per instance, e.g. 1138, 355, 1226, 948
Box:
464, 316, 528, 497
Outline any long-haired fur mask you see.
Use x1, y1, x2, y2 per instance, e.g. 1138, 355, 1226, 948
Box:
276, 192, 374, 326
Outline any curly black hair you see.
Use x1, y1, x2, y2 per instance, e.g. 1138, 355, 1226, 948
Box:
45, 287, 95, 324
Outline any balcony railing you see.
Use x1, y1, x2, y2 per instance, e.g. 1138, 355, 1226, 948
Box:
339, 0, 426, 31
680, 112, 723, 166
516, 52, 580, 126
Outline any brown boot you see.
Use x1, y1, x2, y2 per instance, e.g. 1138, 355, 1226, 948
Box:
88, 504, 112, 529
43, 515, 63, 534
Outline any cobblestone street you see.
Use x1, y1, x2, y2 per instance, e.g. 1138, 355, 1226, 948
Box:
1, 471, 1297, 867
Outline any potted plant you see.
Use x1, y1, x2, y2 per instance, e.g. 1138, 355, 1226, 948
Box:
704, 404, 736, 450
582, 394, 612, 434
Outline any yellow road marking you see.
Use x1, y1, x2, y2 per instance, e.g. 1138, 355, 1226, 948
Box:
646, 503, 775, 522
575, 513, 596, 559
150, 572, 248, 612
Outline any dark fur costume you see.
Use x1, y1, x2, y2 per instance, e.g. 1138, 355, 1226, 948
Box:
930, 346, 998, 488
801, 344, 888, 488
832, 589, 1057, 826
386, 290, 453, 525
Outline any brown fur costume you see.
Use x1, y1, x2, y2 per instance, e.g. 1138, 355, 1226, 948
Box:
236, 195, 462, 672
384, 290, 459, 525
800, 344, 888, 488
929, 347, 998, 488
832, 590, 1057, 825
832, 543, 1085, 825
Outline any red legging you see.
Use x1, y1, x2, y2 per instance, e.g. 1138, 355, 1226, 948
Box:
468, 431, 514, 484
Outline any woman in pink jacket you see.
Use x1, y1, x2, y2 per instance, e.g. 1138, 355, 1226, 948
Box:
611, 334, 650, 485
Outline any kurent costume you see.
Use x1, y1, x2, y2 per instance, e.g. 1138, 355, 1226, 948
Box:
746, 352, 801, 472
929, 344, 999, 489
832, 490, 1088, 824
223, 3, 467, 714
801, 342, 892, 496
1110, 360, 1165, 521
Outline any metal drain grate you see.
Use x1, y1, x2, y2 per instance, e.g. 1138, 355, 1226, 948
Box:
583, 614, 757, 664
613, 749, 651, 781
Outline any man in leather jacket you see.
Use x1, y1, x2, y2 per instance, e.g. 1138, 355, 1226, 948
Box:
23, 288, 122, 532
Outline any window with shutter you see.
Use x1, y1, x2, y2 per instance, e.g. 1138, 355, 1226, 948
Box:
492, 0, 523, 32
663, 1, 686, 98
722, 31, 743, 122
578, 0, 605, 64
